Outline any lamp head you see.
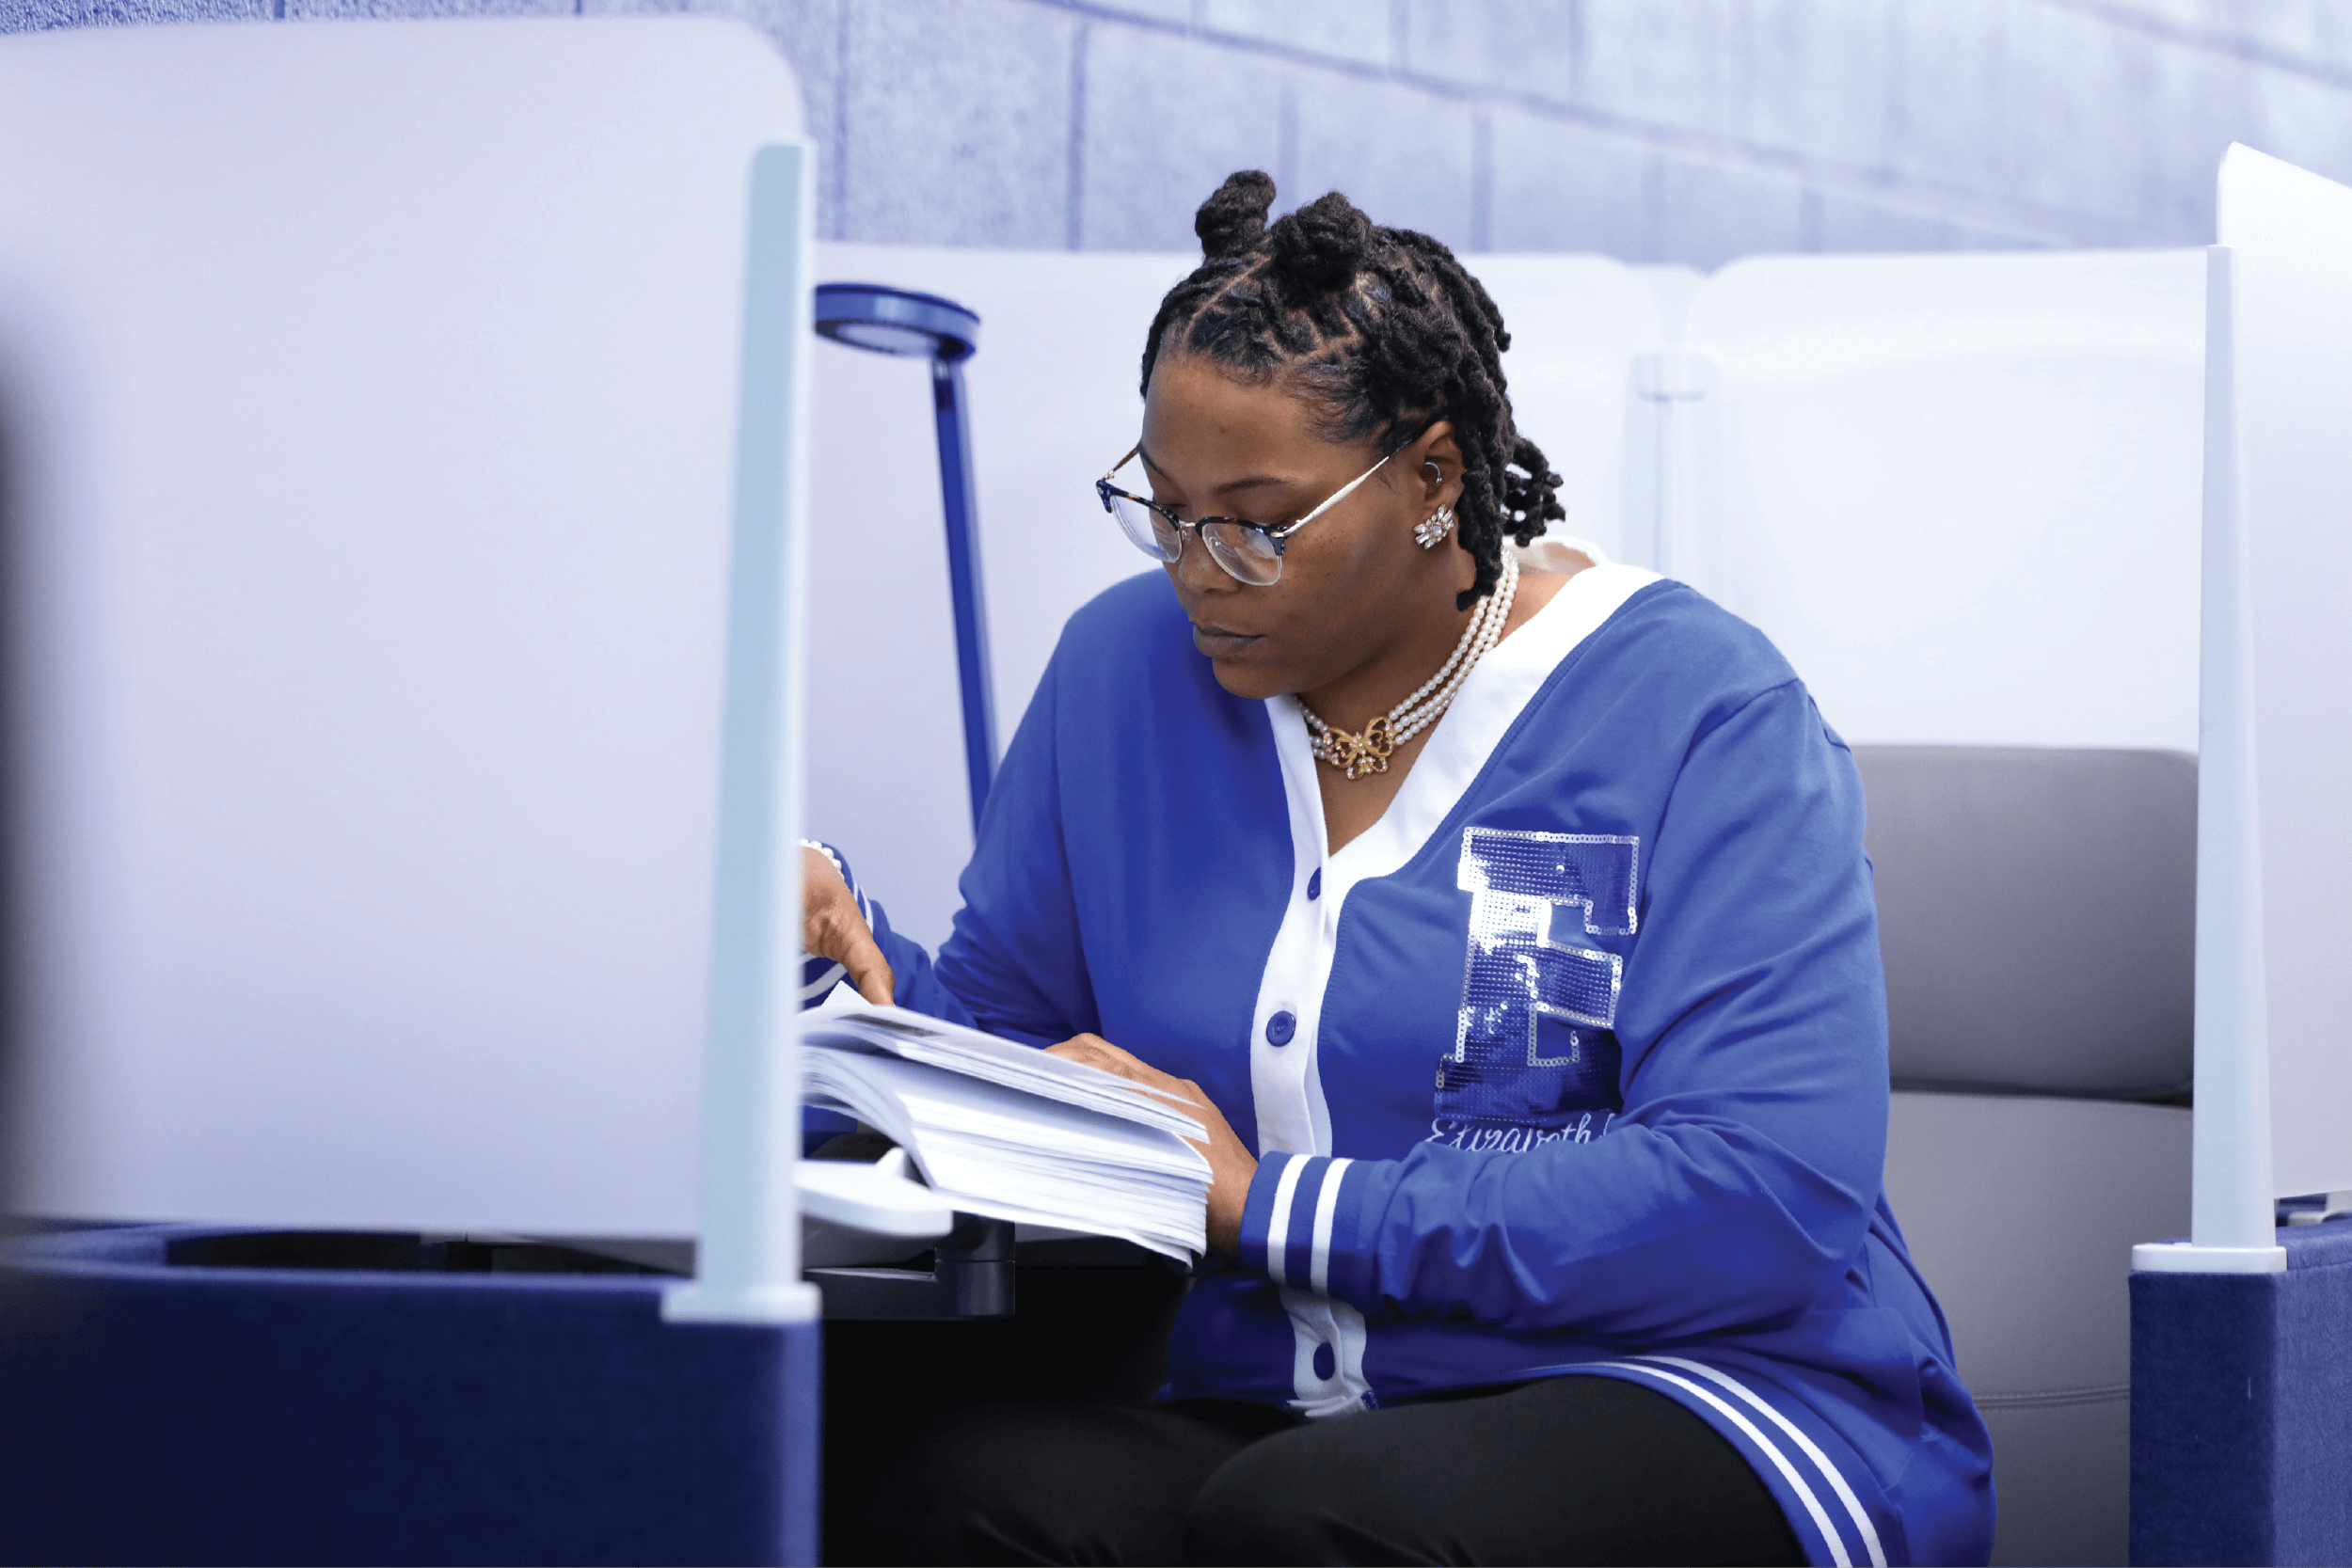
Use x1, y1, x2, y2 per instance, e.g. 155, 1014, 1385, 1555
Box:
813, 283, 980, 362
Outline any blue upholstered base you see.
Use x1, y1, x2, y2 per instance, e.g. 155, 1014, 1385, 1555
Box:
0, 1227, 818, 1566
2131, 1222, 2352, 1567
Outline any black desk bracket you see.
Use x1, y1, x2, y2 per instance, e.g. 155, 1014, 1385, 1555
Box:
807, 1213, 1014, 1319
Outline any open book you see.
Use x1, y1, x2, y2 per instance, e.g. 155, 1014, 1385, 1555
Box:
799, 994, 1213, 1260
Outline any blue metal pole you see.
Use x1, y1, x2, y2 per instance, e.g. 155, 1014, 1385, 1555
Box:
931, 356, 996, 827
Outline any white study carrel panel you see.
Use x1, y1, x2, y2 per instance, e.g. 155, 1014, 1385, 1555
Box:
2218, 146, 2352, 1201
0, 18, 802, 1235
1677, 248, 2207, 752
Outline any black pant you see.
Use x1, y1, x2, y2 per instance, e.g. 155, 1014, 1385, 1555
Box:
867, 1378, 1804, 1566
822, 1265, 1802, 1566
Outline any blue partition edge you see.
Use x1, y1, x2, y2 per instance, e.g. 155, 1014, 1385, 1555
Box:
2131, 1221, 2352, 1567
0, 1226, 819, 1566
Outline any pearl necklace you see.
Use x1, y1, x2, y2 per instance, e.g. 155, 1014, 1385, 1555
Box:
1300, 552, 1520, 781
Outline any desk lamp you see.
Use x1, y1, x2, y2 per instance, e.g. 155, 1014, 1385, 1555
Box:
813, 282, 995, 827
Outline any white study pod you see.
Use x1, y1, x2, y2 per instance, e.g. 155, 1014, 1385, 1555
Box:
805, 240, 2212, 939
816, 179, 2346, 1238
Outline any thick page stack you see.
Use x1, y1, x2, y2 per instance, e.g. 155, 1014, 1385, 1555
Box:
800, 997, 1212, 1259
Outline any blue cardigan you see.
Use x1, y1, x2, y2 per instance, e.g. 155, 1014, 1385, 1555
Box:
834, 562, 1995, 1568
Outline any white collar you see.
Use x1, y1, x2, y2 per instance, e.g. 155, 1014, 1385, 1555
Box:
1264, 556, 1662, 905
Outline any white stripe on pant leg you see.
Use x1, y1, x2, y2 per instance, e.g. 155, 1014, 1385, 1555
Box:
1263, 1154, 1308, 1289
1579, 1362, 1852, 1568
1634, 1356, 1887, 1568
1308, 1158, 1353, 1295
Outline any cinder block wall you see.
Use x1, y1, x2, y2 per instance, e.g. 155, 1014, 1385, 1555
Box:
8, 0, 2352, 264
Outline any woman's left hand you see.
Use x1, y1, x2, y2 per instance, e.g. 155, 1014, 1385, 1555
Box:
1046, 1034, 1257, 1259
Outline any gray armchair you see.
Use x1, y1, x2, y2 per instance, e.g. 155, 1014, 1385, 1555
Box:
1859, 747, 2195, 1568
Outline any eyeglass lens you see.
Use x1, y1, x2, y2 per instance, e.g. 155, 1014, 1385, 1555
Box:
1104, 492, 1286, 586
1200, 523, 1283, 584
1106, 492, 1181, 562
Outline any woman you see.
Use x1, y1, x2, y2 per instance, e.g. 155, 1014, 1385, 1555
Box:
805, 171, 1994, 1567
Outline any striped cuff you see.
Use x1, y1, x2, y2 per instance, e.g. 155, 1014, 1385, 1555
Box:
1237, 1150, 1371, 1302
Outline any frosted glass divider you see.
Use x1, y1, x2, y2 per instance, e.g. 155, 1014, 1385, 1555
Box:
2218, 145, 2352, 1206
2135, 240, 2286, 1275
665, 142, 824, 1324
2139, 145, 2352, 1273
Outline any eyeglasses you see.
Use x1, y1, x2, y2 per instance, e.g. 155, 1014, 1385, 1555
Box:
1094, 445, 1400, 587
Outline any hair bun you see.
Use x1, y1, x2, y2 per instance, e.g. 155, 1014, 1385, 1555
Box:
1268, 191, 1372, 293
1195, 170, 1277, 260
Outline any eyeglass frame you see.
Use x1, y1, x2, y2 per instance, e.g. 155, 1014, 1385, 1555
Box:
1093, 434, 1422, 585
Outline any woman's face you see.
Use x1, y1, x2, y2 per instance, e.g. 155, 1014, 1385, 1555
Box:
1136, 352, 1468, 702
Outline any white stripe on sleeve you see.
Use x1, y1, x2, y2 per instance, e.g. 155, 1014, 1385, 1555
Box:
1308, 1157, 1353, 1296
1263, 1154, 1309, 1289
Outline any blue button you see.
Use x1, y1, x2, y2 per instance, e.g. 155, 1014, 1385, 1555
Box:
1307, 868, 1322, 900
1264, 1010, 1295, 1047
1312, 1342, 1336, 1381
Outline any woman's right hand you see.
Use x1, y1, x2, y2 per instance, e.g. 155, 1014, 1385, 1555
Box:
803, 846, 895, 1005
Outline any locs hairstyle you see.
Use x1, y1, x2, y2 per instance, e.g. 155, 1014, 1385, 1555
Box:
1140, 170, 1565, 610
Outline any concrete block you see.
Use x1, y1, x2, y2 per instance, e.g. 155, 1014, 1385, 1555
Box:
1200, 0, 1387, 69
81, 0, 266, 23
0, 0, 82, 28
1737, 0, 1893, 166
1078, 24, 1287, 251
1085, 0, 1188, 24
286, 0, 569, 14
1393, 0, 1576, 101
1579, 0, 1737, 138
100, 0, 268, 20
836, 0, 1077, 247
1805, 188, 1955, 253
1486, 107, 1645, 257
2080, 0, 2200, 27
1891, 0, 2015, 193
2299, 0, 2352, 73
2253, 66, 2352, 191
1292, 71, 1476, 252
2006, 0, 2153, 223
1647, 151, 1804, 270
2099, 0, 2352, 75
2142, 39, 2260, 246
1893, 0, 2141, 243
